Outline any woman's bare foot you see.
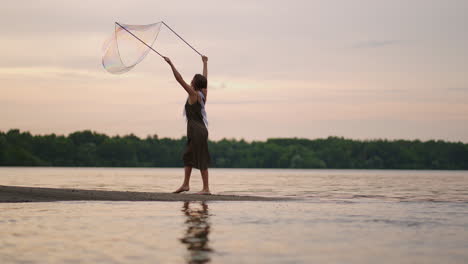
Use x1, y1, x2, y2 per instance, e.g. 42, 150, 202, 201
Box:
195, 189, 211, 195
173, 185, 190, 193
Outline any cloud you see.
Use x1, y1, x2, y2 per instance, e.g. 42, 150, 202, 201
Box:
209, 99, 284, 105
333, 88, 407, 94
0, 64, 156, 81
353, 40, 401, 49
0, 66, 119, 81
208, 81, 228, 90
446, 87, 468, 92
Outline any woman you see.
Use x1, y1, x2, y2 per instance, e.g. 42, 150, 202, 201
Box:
164, 55, 211, 195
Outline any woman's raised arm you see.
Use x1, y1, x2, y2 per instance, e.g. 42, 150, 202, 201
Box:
201, 55, 208, 101
202, 55, 208, 79
164, 57, 197, 97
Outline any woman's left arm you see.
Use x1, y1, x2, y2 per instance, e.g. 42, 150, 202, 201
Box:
164, 57, 197, 97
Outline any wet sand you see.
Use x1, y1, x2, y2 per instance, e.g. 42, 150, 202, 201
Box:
0, 185, 285, 203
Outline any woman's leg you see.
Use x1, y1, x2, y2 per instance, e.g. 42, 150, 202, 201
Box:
173, 166, 192, 193
197, 169, 210, 194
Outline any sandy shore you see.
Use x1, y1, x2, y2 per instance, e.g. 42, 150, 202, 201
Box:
0, 185, 285, 203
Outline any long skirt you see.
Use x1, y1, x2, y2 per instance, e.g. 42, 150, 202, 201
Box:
182, 121, 211, 170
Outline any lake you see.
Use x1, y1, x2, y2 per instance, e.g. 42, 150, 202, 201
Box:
1, 168, 467, 263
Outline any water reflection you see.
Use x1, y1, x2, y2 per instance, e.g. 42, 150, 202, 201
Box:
180, 201, 212, 264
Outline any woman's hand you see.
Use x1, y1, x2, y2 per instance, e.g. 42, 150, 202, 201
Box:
202, 55, 208, 63
163, 56, 172, 65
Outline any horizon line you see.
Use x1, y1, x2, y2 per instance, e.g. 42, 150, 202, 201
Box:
2, 128, 467, 144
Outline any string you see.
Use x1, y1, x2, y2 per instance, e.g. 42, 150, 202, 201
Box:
115, 22, 164, 57
102, 21, 203, 74
116, 21, 203, 57
162, 21, 203, 56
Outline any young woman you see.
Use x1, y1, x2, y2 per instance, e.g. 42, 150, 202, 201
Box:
164, 55, 211, 195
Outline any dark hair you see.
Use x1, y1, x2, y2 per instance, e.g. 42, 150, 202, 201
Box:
192, 74, 207, 91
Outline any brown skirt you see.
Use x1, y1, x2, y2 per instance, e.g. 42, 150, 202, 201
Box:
183, 120, 211, 170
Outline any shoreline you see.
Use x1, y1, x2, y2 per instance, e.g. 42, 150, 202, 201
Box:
0, 185, 286, 203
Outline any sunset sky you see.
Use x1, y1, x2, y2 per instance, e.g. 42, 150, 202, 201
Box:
1, 1, 468, 141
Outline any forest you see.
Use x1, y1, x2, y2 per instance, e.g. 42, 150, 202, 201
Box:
0, 129, 467, 169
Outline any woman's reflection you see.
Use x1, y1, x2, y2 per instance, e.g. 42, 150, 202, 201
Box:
180, 201, 212, 264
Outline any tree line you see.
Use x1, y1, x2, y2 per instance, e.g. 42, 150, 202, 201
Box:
0, 129, 467, 169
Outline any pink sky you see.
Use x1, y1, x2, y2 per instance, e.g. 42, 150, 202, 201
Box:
1, 1, 468, 141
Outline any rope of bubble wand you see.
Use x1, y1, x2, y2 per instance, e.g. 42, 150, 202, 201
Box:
115, 22, 165, 57
162, 21, 203, 57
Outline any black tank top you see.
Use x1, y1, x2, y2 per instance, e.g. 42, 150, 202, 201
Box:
184, 100, 205, 126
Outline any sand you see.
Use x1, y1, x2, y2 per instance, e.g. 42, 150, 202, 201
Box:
0, 185, 286, 203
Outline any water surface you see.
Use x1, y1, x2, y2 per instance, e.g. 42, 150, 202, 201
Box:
1, 168, 467, 263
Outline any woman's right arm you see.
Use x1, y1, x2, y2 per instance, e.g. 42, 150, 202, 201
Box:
164, 57, 197, 97
202, 56, 208, 79
201, 55, 208, 102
